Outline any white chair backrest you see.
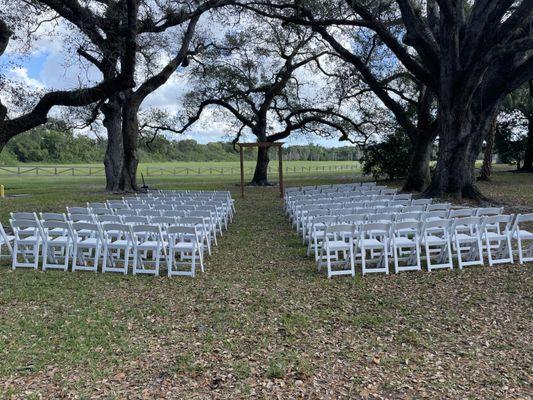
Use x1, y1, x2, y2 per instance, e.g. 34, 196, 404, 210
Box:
396, 212, 422, 222
452, 217, 481, 233
101, 223, 133, 241
482, 214, 513, 232
403, 205, 426, 213
392, 221, 420, 235
67, 207, 89, 215
150, 216, 176, 227
116, 209, 137, 217
361, 222, 390, 237
411, 198, 432, 206
92, 208, 113, 216
87, 202, 107, 209
449, 208, 475, 219
11, 212, 37, 221
71, 222, 100, 238
123, 216, 150, 225
476, 207, 504, 217
40, 212, 67, 222
69, 213, 95, 223
96, 215, 123, 224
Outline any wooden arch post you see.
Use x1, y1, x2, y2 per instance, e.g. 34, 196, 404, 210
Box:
236, 142, 285, 199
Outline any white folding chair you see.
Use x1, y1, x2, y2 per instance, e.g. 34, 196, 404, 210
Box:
357, 223, 390, 275
307, 216, 337, 261
178, 217, 211, 256
0, 222, 14, 258
512, 214, 533, 264
317, 224, 355, 279
101, 224, 133, 274
391, 222, 422, 273
167, 225, 203, 277
71, 222, 102, 273
420, 220, 453, 271
452, 217, 483, 269
10, 219, 41, 270
132, 225, 166, 276
190, 210, 218, 245
481, 215, 514, 266
40, 221, 72, 271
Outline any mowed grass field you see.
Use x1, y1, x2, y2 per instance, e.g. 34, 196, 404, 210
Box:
0, 165, 531, 398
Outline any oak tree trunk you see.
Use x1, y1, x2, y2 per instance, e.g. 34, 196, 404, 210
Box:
102, 95, 124, 192
403, 134, 433, 192
521, 116, 533, 172
251, 145, 270, 186
425, 102, 495, 200
121, 92, 140, 192
478, 120, 496, 181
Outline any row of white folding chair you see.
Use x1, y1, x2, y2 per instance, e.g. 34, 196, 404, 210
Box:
70, 206, 226, 235
113, 198, 232, 226
297, 205, 451, 239
287, 195, 429, 221
287, 190, 395, 205
10, 212, 214, 261
299, 187, 395, 196
9, 220, 204, 277
305, 208, 506, 250
314, 215, 532, 278
297, 205, 496, 237
73, 214, 216, 254
286, 182, 376, 192
289, 197, 427, 217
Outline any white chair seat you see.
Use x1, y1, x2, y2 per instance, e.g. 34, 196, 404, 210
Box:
360, 238, 385, 248
137, 240, 164, 250
485, 232, 508, 241
78, 238, 99, 246
421, 235, 447, 245
514, 230, 533, 239
173, 242, 195, 250
455, 233, 477, 241
108, 240, 129, 247
325, 240, 350, 250
49, 237, 69, 245
17, 236, 40, 244
394, 237, 416, 246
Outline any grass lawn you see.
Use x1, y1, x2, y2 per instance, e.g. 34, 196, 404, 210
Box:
0, 168, 531, 398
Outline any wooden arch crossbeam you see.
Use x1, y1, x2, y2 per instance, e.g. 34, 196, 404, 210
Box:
235, 142, 285, 198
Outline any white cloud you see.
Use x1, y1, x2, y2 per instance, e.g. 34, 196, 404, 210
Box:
9, 66, 45, 90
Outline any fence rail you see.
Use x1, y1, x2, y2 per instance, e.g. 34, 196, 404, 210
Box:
0, 164, 359, 177
145, 164, 359, 176
0, 166, 106, 176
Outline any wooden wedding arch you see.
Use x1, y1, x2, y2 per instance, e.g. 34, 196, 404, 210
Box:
235, 142, 285, 199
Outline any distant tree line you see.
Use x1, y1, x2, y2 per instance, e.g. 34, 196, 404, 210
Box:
0, 123, 361, 165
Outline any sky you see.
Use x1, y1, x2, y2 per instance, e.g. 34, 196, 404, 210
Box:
0, 19, 353, 149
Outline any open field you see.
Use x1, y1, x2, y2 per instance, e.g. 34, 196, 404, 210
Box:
0, 168, 532, 398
